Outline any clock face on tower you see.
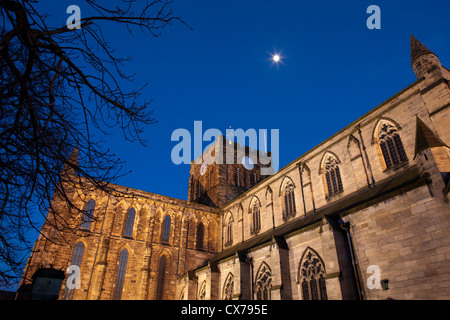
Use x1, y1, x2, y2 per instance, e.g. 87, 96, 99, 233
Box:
242, 156, 254, 170
200, 161, 207, 176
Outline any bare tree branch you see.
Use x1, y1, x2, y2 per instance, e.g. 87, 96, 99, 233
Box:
0, 0, 188, 288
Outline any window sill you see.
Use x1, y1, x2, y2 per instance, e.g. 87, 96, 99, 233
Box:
224, 240, 233, 247
325, 189, 344, 201
383, 159, 409, 173
282, 211, 296, 222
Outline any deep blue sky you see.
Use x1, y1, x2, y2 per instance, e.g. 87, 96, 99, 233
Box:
96, 0, 450, 201
6, 0, 450, 290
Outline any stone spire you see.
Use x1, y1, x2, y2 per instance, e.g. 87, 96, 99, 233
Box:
410, 35, 434, 63
410, 35, 443, 79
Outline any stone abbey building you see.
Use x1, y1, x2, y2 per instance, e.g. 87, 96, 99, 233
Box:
19, 36, 450, 300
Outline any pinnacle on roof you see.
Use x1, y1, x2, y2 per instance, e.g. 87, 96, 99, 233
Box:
414, 116, 448, 157
410, 35, 435, 65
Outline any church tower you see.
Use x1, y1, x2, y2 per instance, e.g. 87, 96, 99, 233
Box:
187, 135, 272, 207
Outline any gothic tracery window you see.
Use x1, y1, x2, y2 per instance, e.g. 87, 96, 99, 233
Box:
283, 181, 296, 220
299, 248, 328, 300
250, 200, 261, 234
223, 273, 234, 300
378, 122, 407, 169
323, 156, 343, 197
224, 213, 233, 246
255, 263, 272, 300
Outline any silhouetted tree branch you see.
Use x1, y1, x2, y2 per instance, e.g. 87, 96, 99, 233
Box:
0, 0, 188, 287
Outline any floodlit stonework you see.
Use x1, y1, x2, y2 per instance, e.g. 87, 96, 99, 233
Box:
19, 36, 450, 300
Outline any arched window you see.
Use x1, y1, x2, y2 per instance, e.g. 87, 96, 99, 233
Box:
162, 215, 171, 243
198, 281, 207, 300
123, 208, 136, 238
62, 242, 85, 300
283, 182, 296, 220
224, 213, 233, 246
81, 199, 95, 230
378, 122, 407, 169
299, 248, 328, 300
113, 249, 129, 300
250, 200, 261, 234
255, 263, 272, 300
253, 170, 259, 185
223, 273, 234, 300
196, 222, 205, 250
323, 156, 343, 197
197, 179, 203, 197
156, 255, 167, 300
193, 179, 198, 200
235, 167, 241, 187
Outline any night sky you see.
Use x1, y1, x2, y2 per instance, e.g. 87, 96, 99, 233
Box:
6, 0, 450, 290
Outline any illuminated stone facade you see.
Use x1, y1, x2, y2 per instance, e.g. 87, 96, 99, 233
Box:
20, 36, 450, 300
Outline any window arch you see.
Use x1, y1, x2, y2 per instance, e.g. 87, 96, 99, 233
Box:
253, 170, 259, 185
235, 167, 242, 187
196, 222, 205, 250
223, 273, 234, 300
81, 199, 95, 230
198, 281, 207, 300
113, 249, 129, 300
298, 248, 327, 300
282, 180, 296, 220
224, 212, 233, 246
162, 215, 171, 243
250, 198, 261, 234
322, 154, 343, 197
156, 255, 167, 300
62, 242, 85, 300
193, 179, 198, 200
255, 262, 272, 300
377, 121, 407, 169
123, 207, 136, 237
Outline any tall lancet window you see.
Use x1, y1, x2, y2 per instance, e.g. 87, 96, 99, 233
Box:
162, 215, 171, 243
62, 242, 85, 300
235, 167, 242, 187
378, 122, 407, 169
250, 199, 261, 234
282, 180, 296, 220
113, 249, 129, 300
156, 255, 167, 300
81, 199, 95, 230
196, 222, 205, 250
123, 208, 136, 238
224, 212, 233, 246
